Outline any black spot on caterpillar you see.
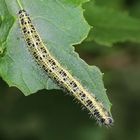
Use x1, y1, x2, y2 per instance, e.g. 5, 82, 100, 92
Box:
17, 0, 113, 126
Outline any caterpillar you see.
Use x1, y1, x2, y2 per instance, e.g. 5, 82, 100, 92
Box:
16, 0, 113, 126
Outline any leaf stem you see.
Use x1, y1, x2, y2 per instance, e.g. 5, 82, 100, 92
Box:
16, 0, 24, 10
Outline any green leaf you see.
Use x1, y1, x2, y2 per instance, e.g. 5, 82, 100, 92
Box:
60, 0, 90, 6
0, 0, 15, 55
95, 0, 124, 9
0, 0, 112, 112
84, 1, 140, 46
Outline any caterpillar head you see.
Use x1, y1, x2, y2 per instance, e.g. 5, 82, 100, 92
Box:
18, 9, 26, 14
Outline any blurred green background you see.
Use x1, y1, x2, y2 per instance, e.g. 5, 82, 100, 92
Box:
0, 0, 140, 140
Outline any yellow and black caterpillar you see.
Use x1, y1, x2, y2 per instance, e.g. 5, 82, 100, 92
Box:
17, 0, 113, 126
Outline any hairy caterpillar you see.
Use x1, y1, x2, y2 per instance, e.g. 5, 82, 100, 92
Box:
17, 0, 113, 126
